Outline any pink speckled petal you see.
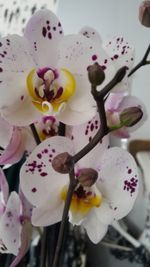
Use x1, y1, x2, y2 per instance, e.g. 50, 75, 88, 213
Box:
0, 128, 24, 165
105, 92, 125, 112
9, 222, 31, 267
0, 117, 12, 149
58, 34, 115, 113
97, 147, 138, 220
20, 137, 74, 207
19, 189, 33, 218
0, 168, 9, 212
79, 26, 102, 45
106, 111, 130, 138
24, 9, 64, 68
0, 192, 22, 255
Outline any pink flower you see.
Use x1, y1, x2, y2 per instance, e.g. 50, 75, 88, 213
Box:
0, 168, 32, 266
105, 92, 147, 138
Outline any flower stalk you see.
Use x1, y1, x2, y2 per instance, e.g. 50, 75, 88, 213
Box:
128, 44, 150, 77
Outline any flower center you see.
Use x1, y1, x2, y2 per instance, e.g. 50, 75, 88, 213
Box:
61, 184, 102, 219
36, 116, 59, 141
27, 67, 76, 115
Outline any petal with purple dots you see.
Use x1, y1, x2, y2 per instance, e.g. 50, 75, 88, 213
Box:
20, 136, 74, 207
24, 9, 64, 68
97, 147, 139, 220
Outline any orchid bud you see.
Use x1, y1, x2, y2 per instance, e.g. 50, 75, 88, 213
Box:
88, 62, 105, 85
52, 152, 72, 174
120, 106, 143, 127
77, 168, 98, 187
139, 1, 150, 27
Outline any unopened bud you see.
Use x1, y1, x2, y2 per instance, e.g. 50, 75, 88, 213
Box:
120, 106, 143, 127
88, 62, 105, 85
139, 1, 150, 27
52, 152, 72, 174
77, 168, 98, 187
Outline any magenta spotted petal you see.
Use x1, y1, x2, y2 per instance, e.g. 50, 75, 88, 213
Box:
79, 26, 102, 45
97, 147, 139, 220
24, 9, 64, 68
20, 136, 74, 207
9, 222, 31, 267
0, 192, 22, 255
105, 93, 147, 137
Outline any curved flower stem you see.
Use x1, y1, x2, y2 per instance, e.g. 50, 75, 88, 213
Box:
128, 44, 150, 77
99, 66, 127, 97
73, 66, 126, 164
52, 171, 78, 267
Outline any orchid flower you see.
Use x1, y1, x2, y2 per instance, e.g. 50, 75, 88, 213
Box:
20, 133, 138, 244
0, 168, 33, 266
80, 26, 134, 92
105, 92, 147, 138
0, 9, 118, 127
35, 115, 59, 141
0, 113, 59, 165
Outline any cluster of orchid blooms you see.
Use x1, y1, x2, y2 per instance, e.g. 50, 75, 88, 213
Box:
0, 6, 149, 267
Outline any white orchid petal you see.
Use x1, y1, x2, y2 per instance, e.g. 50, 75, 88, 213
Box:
24, 9, 64, 68
56, 104, 96, 126
97, 147, 139, 220
1, 95, 42, 127
0, 128, 24, 165
32, 197, 64, 227
79, 26, 102, 45
58, 34, 115, 114
104, 36, 134, 70
82, 208, 109, 244
20, 137, 74, 207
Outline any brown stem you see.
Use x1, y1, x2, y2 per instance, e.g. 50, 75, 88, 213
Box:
52, 171, 78, 267
73, 130, 103, 163
30, 123, 41, 145
128, 44, 150, 77
73, 66, 126, 164
97, 66, 127, 98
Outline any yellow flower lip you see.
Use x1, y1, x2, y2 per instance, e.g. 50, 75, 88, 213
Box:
26, 67, 76, 114
61, 185, 102, 218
